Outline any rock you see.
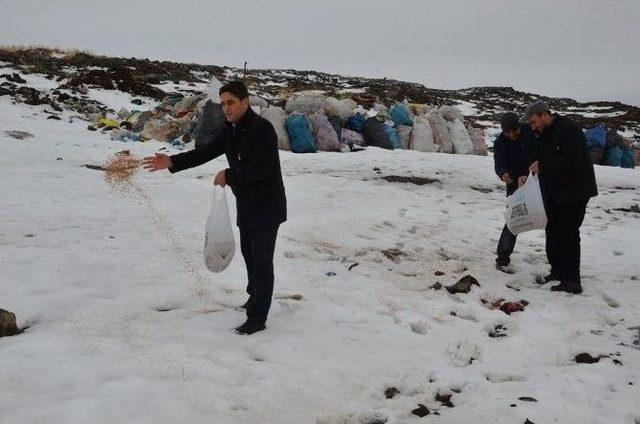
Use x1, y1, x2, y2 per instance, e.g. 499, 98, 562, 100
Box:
0, 308, 20, 337
411, 404, 431, 417
384, 387, 400, 399
446, 275, 480, 294
434, 270, 445, 276
430, 282, 443, 290
46, 115, 61, 120
131, 98, 144, 105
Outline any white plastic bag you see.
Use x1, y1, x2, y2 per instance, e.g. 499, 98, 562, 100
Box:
410, 116, 438, 152
505, 173, 547, 235
447, 118, 475, 155
204, 187, 235, 272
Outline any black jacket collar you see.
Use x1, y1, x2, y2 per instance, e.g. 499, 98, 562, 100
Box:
225, 106, 257, 131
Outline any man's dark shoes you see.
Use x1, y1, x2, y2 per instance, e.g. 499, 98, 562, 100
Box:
235, 320, 266, 335
536, 272, 562, 285
495, 257, 514, 274
550, 281, 583, 294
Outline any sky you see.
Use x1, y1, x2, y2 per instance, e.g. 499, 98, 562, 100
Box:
1, 0, 639, 105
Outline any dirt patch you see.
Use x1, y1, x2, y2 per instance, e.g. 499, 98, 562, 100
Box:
381, 248, 407, 262
381, 175, 440, 185
4, 130, 34, 140
613, 204, 640, 214
436, 393, 454, 408
469, 185, 493, 193
274, 294, 303, 301
384, 387, 400, 399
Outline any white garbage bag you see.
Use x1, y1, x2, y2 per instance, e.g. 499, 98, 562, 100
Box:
410, 116, 438, 152
447, 118, 475, 155
204, 187, 235, 272
261, 106, 290, 150
505, 173, 547, 235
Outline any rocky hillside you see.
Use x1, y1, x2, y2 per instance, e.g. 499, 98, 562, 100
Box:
1, 47, 639, 141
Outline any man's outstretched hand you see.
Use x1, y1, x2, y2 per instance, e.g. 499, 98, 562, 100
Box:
142, 153, 172, 172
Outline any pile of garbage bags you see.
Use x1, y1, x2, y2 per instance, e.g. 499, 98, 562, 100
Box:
585, 124, 637, 168
273, 91, 488, 155
87, 77, 488, 156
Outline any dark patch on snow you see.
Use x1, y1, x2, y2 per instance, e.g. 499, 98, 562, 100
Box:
384, 387, 400, 399
470, 185, 493, 193
4, 130, 34, 140
381, 175, 440, 185
613, 204, 640, 214
381, 248, 407, 262
82, 164, 106, 171
436, 393, 454, 408
411, 404, 432, 417
574, 353, 601, 364
488, 324, 509, 338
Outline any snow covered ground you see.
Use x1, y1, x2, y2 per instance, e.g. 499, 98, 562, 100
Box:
1, 95, 640, 424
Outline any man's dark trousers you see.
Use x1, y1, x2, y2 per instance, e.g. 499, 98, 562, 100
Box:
239, 224, 280, 325
544, 199, 588, 283
497, 183, 518, 262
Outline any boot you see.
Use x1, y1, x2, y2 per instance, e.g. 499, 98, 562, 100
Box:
550, 280, 582, 294
235, 320, 266, 335
536, 271, 562, 285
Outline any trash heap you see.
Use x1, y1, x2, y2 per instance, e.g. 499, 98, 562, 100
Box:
584, 124, 637, 169
88, 80, 489, 156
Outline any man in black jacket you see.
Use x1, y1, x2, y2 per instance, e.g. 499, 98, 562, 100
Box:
523, 101, 597, 294
493, 112, 536, 269
143, 81, 287, 334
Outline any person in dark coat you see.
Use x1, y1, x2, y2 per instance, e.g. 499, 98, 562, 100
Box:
142, 81, 287, 334
493, 112, 537, 268
522, 101, 597, 294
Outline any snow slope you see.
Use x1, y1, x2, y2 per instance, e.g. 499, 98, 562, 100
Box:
1, 95, 640, 423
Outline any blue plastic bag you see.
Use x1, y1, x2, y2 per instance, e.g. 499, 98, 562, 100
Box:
286, 114, 316, 153
585, 125, 607, 149
389, 104, 413, 126
621, 148, 635, 168
383, 124, 402, 149
603, 146, 623, 167
346, 114, 366, 133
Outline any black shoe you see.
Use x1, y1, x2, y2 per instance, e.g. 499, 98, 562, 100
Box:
550, 281, 582, 294
235, 320, 266, 335
536, 272, 562, 285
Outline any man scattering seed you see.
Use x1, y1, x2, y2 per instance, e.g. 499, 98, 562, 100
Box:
143, 81, 287, 335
